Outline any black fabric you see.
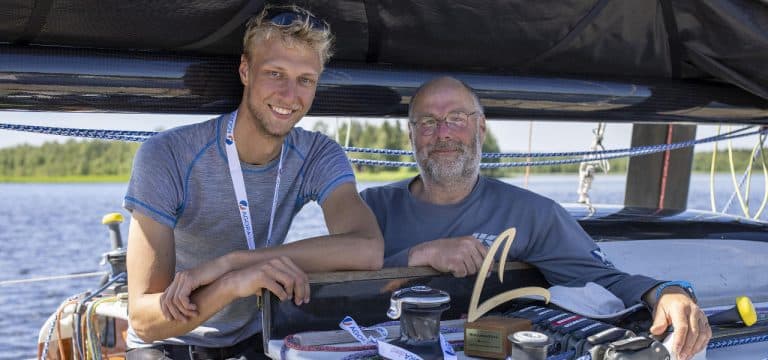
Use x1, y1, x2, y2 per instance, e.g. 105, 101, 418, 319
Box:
11, 0, 53, 45
659, 0, 683, 78
363, 0, 382, 63
1, 0, 767, 100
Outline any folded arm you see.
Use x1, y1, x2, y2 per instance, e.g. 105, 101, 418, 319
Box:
213, 182, 384, 272
126, 211, 308, 342
160, 183, 383, 321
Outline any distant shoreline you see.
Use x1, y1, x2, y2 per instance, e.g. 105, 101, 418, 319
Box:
0, 170, 751, 184
0, 175, 130, 183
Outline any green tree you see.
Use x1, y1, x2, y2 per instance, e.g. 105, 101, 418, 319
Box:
480, 129, 503, 177
312, 120, 330, 135
0, 139, 140, 180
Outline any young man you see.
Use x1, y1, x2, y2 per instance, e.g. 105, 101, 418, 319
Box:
360, 76, 711, 360
124, 5, 383, 359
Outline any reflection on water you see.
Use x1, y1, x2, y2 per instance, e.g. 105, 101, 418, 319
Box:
0, 174, 765, 358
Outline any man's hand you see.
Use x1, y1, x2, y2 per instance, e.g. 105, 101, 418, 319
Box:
160, 257, 230, 321
160, 256, 309, 321
649, 288, 712, 360
408, 236, 488, 277
225, 256, 310, 306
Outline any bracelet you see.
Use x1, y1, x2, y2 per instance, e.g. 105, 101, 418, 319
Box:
655, 280, 697, 303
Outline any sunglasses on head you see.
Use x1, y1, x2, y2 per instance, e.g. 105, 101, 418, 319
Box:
267, 10, 328, 31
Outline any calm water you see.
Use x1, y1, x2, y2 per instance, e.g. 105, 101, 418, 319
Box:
1, 174, 766, 359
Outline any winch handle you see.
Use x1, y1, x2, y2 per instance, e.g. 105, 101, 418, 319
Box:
101, 212, 125, 250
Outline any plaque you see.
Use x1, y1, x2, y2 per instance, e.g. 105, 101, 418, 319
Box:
464, 316, 531, 359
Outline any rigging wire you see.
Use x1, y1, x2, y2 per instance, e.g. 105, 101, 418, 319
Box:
349, 126, 766, 168
0, 271, 107, 286
524, 120, 533, 188
2, 121, 767, 218
0, 122, 760, 159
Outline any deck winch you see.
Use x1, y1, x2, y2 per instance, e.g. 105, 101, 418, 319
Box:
385, 285, 451, 359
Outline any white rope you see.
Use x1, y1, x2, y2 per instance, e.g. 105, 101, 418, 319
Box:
709, 125, 721, 212
0, 271, 107, 286
711, 126, 768, 220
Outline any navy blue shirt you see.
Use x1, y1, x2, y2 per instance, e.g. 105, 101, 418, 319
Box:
360, 176, 661, 307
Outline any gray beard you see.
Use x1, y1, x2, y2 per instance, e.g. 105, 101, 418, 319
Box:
422, 153, 475, 185
418, 135, 481, 186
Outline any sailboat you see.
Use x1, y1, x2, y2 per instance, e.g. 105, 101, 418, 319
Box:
2, 1, 767, 359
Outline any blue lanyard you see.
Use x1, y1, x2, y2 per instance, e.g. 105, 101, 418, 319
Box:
225, 110, 284, 249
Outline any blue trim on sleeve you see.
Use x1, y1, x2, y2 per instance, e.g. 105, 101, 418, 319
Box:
285, 138, 308, 178
124, 196, 177, 227
178, 138, 218, 218
317, 173, 355, 204
285, 140, 306, 161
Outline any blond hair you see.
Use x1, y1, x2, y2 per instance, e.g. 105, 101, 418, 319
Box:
243, 4, 334, 67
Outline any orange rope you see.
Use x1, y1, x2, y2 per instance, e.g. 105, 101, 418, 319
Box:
658, 125, 675, 209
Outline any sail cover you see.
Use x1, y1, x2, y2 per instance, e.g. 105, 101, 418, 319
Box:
1, 0, 767, 115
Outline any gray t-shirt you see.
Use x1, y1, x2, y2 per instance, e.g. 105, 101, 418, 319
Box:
360, 176, 661, 307
123, 113, 354, 348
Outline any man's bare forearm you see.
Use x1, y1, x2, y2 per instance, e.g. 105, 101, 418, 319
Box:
130, 274, 239, 342
228, 231, 383, 272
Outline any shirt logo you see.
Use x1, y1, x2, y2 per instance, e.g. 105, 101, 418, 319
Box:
472, 233, 498, 247
591, 248, 615, 268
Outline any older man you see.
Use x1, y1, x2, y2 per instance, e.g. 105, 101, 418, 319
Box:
124, 5, 383, 359
360, 76, 710, 360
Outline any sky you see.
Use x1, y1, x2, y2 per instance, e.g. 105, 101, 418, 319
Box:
0, 110, 760, 153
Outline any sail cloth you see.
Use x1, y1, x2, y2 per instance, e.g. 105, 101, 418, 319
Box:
1, 0, 767, 116
1, 0, 766, 98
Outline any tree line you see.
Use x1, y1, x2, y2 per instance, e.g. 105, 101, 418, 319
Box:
0, 139, 139, 178
0, 120, 764, 180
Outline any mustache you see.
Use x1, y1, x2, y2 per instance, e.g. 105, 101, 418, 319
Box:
427, 141, 465, 154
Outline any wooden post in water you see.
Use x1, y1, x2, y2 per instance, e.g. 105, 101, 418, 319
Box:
624, 124, 696, 210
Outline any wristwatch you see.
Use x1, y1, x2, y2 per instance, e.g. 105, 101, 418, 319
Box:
655, 280, 697, 303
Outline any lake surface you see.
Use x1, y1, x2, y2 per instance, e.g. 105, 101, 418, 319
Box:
1, 174, 766, 359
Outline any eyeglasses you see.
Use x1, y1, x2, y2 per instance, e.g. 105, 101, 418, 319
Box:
267, 10, 329, 31
410, 111, 476, 136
